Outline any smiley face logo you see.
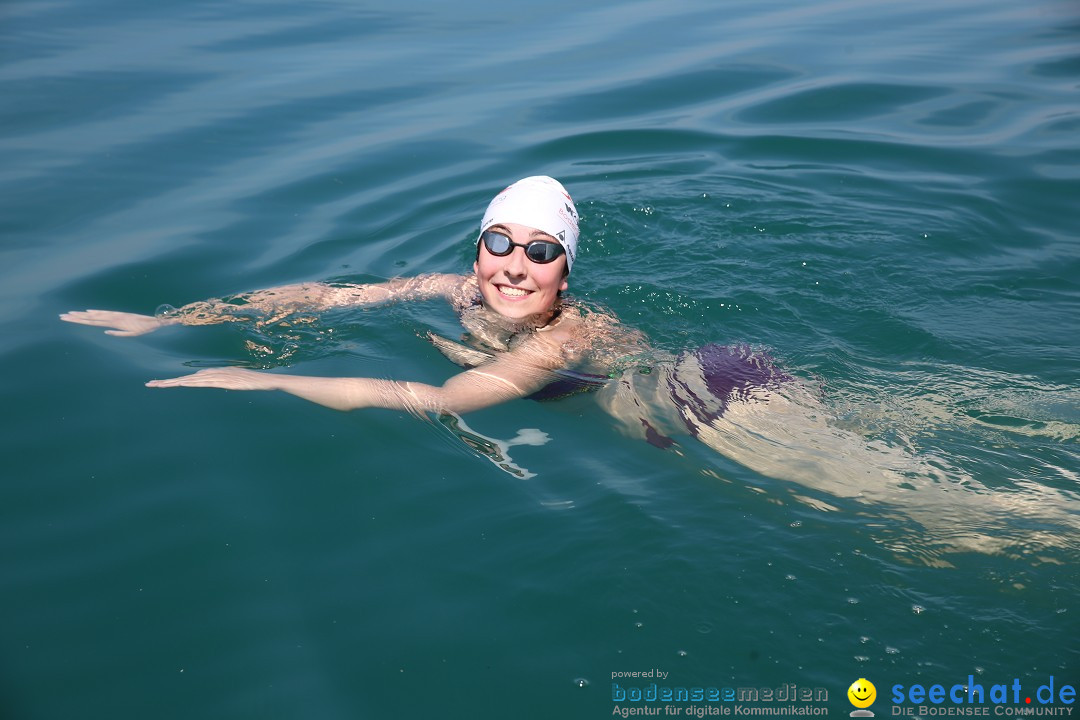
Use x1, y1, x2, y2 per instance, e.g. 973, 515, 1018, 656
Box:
848, 678, 876, 709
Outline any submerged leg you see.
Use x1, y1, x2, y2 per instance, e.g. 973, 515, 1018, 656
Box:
605, 344, 1080, 562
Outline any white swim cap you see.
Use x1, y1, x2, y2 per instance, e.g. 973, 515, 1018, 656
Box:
478, 176, 580, 273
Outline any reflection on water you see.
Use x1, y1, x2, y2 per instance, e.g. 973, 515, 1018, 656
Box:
437, 411, 551, 480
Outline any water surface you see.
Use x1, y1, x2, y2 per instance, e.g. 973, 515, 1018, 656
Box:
2, 0, 1078, 718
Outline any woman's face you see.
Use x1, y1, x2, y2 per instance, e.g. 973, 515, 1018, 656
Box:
473, 222, 569, 320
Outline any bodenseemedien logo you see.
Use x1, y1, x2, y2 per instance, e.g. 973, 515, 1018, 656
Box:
848, 678, 877, 717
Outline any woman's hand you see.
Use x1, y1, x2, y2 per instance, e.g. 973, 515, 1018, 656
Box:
60, 309, 177, 337
147, 367, 369, 410
146, 367, 277, 391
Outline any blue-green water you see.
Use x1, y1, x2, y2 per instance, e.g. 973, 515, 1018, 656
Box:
2, 0, 1078, 718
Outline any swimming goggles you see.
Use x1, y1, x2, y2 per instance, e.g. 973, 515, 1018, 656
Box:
480, 229, 565, 264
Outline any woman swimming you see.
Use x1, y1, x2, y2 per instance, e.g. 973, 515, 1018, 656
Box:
61, 175, 1080, 561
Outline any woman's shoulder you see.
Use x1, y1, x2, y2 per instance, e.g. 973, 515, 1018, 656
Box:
551, 298, 627, 336
447, 274, 481, 310
541, 298, 651, 369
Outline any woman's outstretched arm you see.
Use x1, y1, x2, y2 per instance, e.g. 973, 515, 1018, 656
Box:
60, 274, 468, 336
146, 333, 568, 415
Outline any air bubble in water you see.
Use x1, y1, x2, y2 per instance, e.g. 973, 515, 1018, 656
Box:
155, 304, 178, 318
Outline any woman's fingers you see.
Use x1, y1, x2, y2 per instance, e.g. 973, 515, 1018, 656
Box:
60, 310, 118, 327
60, 310, 164, 336
147, 369, 230, 388
146, 376, 191, 388
146, 367, 268, 390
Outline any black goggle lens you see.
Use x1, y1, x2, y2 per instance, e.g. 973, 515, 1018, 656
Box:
481, 230, 564, 264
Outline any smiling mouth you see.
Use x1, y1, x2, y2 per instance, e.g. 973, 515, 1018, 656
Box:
496, 284, 533, 298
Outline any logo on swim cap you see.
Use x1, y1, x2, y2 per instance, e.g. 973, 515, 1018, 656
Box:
478, 176, 579, 272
